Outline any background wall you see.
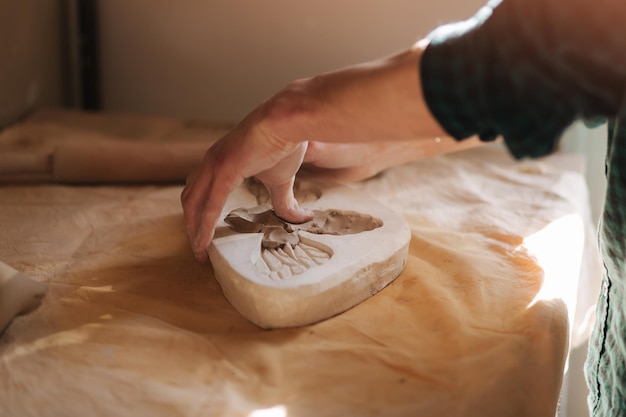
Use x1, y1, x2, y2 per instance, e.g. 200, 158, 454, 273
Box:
97, 0, 484, 123
0, 0, 67, 128
561, 122, 607, 223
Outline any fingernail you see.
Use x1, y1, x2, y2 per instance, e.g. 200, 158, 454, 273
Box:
302, 207, 314, 220
194, 250, 207, 263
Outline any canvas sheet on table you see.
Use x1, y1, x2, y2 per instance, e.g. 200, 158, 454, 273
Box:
0, 113, 601, 417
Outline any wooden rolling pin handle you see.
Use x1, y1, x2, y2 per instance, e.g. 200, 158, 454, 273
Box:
0, 151, 53, 176
52, 141, 210, 183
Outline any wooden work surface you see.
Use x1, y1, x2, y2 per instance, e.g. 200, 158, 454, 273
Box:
0, 109, 600, 417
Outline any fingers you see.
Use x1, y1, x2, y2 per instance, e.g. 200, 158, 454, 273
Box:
255, 142, 313, 224
182, 138, 309, 262
181, 146, 244, 262
181, 168, 211, 262
181, 167, 204, 259
195, 169, 243, 260
267, 178, 314, 223
181, 120, 311, 262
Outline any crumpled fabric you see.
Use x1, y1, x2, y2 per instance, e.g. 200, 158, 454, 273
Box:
0, 111, 600, 417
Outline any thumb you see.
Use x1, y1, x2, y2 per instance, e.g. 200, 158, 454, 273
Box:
255, 142, 314, 223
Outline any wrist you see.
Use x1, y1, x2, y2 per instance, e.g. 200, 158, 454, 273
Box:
255, 78, 317, 148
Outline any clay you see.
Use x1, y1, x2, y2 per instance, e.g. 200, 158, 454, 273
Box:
208, 180, 411, 329
225, 207, 384, 280
0, 261, 47, 334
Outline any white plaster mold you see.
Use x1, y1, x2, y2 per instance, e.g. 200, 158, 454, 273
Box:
208, 180, 410, 329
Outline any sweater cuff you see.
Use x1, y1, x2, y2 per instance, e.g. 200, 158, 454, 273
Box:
420, 6, 498, 144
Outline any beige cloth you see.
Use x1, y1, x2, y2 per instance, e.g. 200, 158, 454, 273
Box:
0, 261, 47, 333
0, 110, 600, 417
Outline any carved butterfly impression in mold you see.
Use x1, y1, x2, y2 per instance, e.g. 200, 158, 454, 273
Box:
209, 179, 411, 328
224, 181, 383, 280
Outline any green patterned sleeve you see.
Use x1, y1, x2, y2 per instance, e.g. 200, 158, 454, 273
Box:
420, 0, 626, 159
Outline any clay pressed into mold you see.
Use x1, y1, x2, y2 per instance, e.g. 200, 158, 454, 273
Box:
224, 206, 383, 280
208, 179, 411, 328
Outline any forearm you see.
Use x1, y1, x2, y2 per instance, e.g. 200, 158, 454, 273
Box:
259, 44, 448, 145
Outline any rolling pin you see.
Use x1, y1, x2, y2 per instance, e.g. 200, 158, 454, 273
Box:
0, 140, 212, 183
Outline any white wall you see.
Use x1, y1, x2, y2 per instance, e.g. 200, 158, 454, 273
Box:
561, 122, 608, 224
0, 0, 66, 128
98, 0, 484, 123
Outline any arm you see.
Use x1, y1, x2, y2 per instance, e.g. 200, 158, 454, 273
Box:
184, 0, 626, 262
181, 45, 478, 262
420, 0, 626, 158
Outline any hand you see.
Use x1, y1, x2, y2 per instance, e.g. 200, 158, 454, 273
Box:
182, 43, 457, 262
181, 103, 314, 262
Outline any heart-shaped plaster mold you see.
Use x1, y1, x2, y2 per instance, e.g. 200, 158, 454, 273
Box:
208, 179, 410, 329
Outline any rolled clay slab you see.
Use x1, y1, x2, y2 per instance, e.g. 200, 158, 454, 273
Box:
208, 180, 411, 329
